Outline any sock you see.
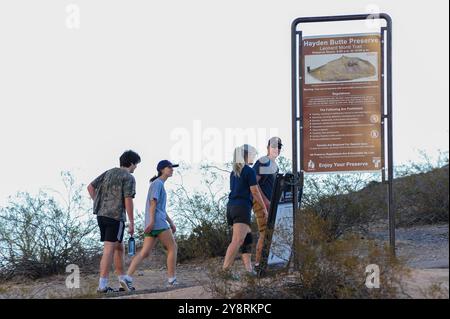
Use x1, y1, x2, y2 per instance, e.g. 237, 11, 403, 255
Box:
168, 276, 176, 283
119, 275, 132, 282
99, 277, 108, 290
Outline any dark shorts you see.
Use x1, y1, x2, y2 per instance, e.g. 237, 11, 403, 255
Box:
226, 205, 251, 227
97, 216, 125, 243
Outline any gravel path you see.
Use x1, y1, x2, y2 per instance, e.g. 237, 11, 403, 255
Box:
367, 223, 449, 269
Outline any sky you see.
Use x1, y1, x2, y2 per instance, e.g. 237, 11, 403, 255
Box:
0, 0, 448, 212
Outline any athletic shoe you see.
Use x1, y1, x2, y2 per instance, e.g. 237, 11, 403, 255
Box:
166, 278, 179, 287
119, 277, 136, 291
245, 270, 258, 278
96, 286, 116, 294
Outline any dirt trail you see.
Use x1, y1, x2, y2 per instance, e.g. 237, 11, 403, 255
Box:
0, 224, 448, 299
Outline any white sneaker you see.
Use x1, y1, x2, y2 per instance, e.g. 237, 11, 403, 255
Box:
119, 277, 136, 291
166, 278, 179, 287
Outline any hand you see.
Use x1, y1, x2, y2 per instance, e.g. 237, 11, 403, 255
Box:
263, 198, 270, 209
264, 208, 269, 221
170, 223, 177, 233
128, 222, 135, 237
144, 223, 154, 234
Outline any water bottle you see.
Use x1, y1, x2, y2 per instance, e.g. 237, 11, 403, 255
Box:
128, 236, 136, 256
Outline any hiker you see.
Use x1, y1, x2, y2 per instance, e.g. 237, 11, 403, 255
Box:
87, 150, 141, 294
222, 144, 268, 277
252, 137, 282, 272
120, 160, 179, 290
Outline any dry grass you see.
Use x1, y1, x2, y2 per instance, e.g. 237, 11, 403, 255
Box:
207, 211, 411, 299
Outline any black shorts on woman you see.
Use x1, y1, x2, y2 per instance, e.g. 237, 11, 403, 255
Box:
226, 205, 252, 226
226, 165, 257, 227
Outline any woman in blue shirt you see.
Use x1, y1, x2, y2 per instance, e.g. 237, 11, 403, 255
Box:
121, 160, 179, 291
223, 144, 268, 275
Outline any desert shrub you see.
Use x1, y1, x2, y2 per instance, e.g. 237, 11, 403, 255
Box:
392, 151, 449, 226
419, 283, 449, 299
176, 221, 231, 262
206, 210, 410, 299
301, 173, 380, 239
168, 164, 231, 262
301, 150, 449, 234
0, 172, 100, 280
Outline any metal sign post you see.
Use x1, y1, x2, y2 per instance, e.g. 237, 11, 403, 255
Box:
291, 14, 395, 268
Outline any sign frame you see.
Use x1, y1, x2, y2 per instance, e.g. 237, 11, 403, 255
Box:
258, 173, 302, 277
291, 14, 395, 269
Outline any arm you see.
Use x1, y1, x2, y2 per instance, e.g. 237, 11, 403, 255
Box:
123, 175, 136, 236
166, 215, 176, 233
125, 197, 134, 236
144, 199, 157, 233
87, 184, 96, 201
88, 171, 106, 200
256, 175, 270, 208
250, 185, 268, 218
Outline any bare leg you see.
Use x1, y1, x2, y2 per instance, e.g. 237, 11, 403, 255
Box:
114, 242, 125, 276
223, 223, 250, 270
100, 242, 116, 278
255, 230, 265, 265
126, 236, 157, 276
158, 230, 178, 278
241, 253, 253, 272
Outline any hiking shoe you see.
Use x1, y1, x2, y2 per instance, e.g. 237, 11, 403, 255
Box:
97, 286, 117, 294
119, 277, 136, 292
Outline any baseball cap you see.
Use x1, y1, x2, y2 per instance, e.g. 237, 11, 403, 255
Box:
157, 160, 179, 171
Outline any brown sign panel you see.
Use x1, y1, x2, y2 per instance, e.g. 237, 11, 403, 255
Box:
301, 33, 383, 173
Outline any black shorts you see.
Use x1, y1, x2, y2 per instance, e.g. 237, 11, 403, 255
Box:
97, 216, 125, 243
226, 205, 251, 227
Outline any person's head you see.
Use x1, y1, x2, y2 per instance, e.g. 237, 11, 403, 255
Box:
232, 144, 257, 177
267, 137, 283, 159
150, 160, 179, 182
119, 150, 141, 173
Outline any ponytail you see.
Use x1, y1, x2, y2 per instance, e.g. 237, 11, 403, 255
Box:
150, 171, 162, 182
232, 144, 257, 177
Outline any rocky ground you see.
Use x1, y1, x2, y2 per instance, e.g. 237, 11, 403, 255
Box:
0, 224, 448, 299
